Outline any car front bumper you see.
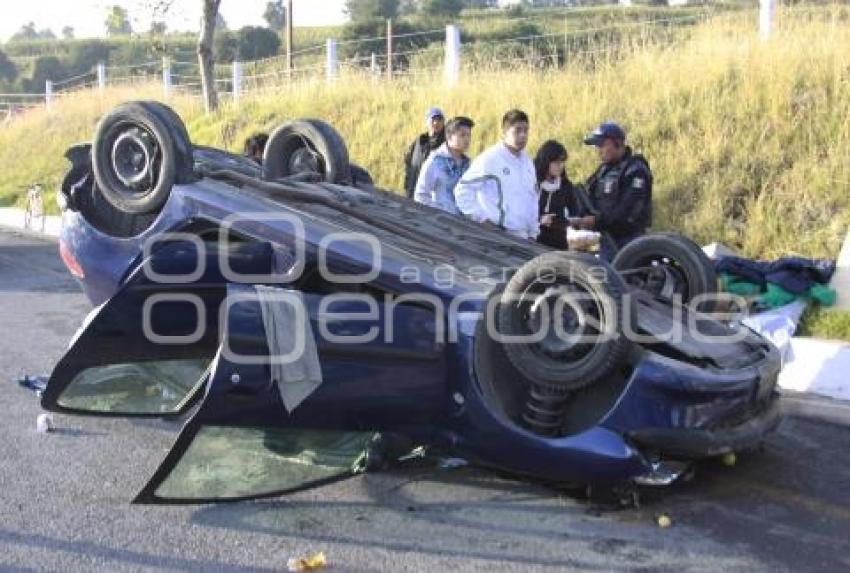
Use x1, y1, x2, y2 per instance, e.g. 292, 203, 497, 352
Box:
627, 391, 783, 458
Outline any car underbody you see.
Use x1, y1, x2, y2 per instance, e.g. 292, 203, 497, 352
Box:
43, 102, 782, 503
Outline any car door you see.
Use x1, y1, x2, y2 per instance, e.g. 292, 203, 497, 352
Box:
42, 237, 447, 503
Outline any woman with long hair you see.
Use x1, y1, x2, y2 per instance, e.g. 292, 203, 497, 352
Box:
533, 139, 585, 249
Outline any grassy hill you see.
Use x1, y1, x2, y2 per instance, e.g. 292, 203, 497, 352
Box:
1, 4, 848, 336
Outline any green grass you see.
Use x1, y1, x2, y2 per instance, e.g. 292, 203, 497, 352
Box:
1, 5, 849, 338
799, 308, 850, 340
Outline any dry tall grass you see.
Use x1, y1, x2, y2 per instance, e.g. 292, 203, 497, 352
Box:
1, 5, 848, 262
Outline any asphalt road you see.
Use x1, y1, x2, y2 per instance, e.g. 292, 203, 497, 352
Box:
1, 227, 849, 572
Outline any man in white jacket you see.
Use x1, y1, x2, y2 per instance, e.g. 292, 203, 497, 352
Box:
454, 109, 539, 241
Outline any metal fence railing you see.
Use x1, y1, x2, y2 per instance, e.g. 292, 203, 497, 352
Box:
0, 8, 737, 124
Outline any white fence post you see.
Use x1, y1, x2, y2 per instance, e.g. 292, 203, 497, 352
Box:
326, 38, 338, 82
162, 57, 171, 97
97, 62, 106, 90
45, 80, 53, 110
232, 60, 242, 103
444, 24, 461, 88
760, 0, 775, 40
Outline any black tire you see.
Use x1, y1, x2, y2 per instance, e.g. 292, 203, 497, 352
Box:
262, 119, 351, 184
612, 232, 717, 306
497, 252, 632, 391
92, 101, 192, 215
138, 101, 194, 183
350, 163, 374, 187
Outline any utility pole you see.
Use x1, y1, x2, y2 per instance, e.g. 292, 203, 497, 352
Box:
285, 0, 294, 77
386, 18, 393, 81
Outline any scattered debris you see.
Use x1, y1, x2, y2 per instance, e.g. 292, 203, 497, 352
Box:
656, 514, 673, 528
287, 551, 327, 572
36, 413, 54, 434
17, 374, 48, 394
586, 482, 641, 509
397, 445, 427, 462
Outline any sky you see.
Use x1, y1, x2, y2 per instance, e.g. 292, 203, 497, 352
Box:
0, 0, 349, 42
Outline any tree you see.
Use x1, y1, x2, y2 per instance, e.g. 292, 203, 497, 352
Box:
344, 0, 400, 22
38, 29, 57, 40
199, 0, 222, 113
62, 26, 75, 40
0, 49, 18, 84
341, 19, 429, 60
9, 22, 39, 42
66, 40, 111, 76
263, 1, 286, 30
105, 5, 133, 36
236, 26, 281, 60
422, 0, 465, 17
27, 56, 66, 92
215, 12, 228, 31
150, 21, 167, 35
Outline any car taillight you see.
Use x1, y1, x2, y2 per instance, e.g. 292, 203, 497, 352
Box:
59, 239, 84, 279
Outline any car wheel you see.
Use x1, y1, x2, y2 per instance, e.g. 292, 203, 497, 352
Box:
262, 119, 351, 184
612, 232, 717, 307
92, 101, 192, 215
497, 252, 632, 391
138, 101, 194, 181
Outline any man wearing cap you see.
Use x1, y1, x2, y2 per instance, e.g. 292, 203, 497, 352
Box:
576, 122, 653, 257
404, 107, 446, 199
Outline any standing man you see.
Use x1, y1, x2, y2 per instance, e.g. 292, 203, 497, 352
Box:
414, 116, 475, 214
576, 122, 653, 257
454, 109, 539, 241
404, 107, 446, 199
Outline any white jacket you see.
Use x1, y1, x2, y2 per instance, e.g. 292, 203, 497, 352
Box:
454, 142, 540, 240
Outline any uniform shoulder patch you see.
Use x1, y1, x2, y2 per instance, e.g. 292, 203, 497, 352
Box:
632, 177, 646, 189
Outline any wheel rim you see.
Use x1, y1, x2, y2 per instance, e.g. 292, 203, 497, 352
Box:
514, 277, 607, 366
621, 256, 689, 301
106, 123, 162, 198
283, 136, 325, 177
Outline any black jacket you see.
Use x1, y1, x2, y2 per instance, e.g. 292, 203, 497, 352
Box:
403, 132, 445, 199
586, 148, 653, 246
537, 177, 585, 250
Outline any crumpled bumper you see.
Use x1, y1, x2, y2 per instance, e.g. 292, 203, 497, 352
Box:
627, 391, 783, 458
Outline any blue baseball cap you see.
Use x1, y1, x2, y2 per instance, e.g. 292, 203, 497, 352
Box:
584, 122, 626, 146
425, 107, 445, 122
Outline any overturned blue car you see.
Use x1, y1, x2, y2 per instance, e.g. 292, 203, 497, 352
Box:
44, 101, 782, 503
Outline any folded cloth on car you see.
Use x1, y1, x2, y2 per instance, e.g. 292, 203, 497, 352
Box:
255, 285, 323, 413
715, 256, 835, 295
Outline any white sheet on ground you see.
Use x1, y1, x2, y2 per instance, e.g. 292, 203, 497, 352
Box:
255, 285, 323, 413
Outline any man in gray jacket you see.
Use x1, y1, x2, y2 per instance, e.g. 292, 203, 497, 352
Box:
414, 116, 475, 214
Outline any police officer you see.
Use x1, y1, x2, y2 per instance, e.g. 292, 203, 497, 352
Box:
575, 122, 653, 258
